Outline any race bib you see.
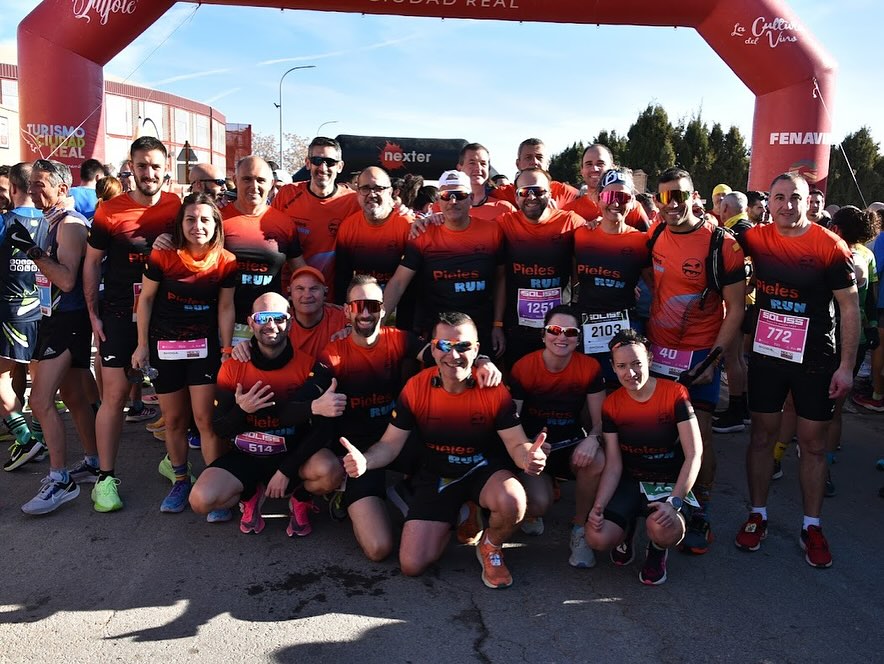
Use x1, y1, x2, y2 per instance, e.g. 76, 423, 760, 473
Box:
517, 287, 561, 328
36, 272, 52, 317
235, 431, 287, 456
157, 338, 208, 360
753, 309, 809, 364
582, 310, 629, 354
638, 482, 701, 508
232, 322, 254, 348
132, 283, 142, 322
649, 345, 693, 378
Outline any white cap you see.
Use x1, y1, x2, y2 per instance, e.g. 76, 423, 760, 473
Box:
273, 169, 292, 184
438, 170, 471, 189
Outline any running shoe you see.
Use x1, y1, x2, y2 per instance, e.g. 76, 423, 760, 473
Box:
679, 514, 713, 555
21, 477, 80, 515
286, 496, 319, 537
735, 512, 767, 551
145, 416, 166, 433
771, 460, 783, 480
69, 459, 100, 484
160, 480, 192, 513
456, 500, 483, 546
157, 455, 196, 484
125, 405, 157, 423
186, 430, 201, 450
207, 508, 233, 523
800, 526, 833, 568
4, 439, 45, 472
521, 516, 544, 536
142, 394, 159, 404
239, 485, 266, 534
91, 476, 123, 512
152, 429, 166, 442
611, 521, 637, 567
476, 540, 512, 589
851, 393, 884, 412
568, 525, 596, 568
327, 491, 348, 522
639, 543, 668, 585
711, 410, 745, 434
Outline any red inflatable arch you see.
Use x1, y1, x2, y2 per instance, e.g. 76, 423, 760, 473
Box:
17, 0, 836, 190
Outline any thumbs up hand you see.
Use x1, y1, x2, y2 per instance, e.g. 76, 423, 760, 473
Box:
340, 436, 367, 478
311, 377, 347, 417
523, 430, 548, 476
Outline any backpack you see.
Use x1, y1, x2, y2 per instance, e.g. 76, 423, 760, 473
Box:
647, 220, 731, 310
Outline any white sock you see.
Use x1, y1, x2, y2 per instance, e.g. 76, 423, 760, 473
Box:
802, 515, 820, 530
750, 506, 767, 520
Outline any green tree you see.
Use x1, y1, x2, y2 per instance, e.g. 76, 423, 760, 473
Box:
592, 129, 629, 165
673, 115, 714, 198
624, 104, 676, 188
827, 127, 883, 206
548, 141, 584, 186
714, 126, 750, 191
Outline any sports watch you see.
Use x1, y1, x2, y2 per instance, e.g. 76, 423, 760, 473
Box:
26, 246, 45, 261
666, 495, 683, 512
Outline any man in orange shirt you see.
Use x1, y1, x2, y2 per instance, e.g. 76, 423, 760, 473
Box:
334, 166, 414, 302
491, 138, 579, 208
84, 137, 180, 513
565, 144, 649, 231
272, 137, 360, 300
454, 143, 515, 221
645, 167, 746, 554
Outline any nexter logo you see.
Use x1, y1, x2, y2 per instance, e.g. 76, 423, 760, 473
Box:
379, 142, 431, 170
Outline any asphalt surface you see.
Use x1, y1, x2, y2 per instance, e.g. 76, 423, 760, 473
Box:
1, 398, 882, 663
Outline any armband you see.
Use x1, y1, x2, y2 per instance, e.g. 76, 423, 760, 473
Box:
493, 321, 504, 328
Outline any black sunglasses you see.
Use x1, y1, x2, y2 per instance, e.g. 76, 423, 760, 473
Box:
195, 178, 226, 188
309, 156, 340, 168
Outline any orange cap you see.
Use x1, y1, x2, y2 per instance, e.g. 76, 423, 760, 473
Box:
290, 265, 326, 285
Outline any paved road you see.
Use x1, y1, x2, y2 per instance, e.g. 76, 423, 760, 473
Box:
1, 406, 882, 663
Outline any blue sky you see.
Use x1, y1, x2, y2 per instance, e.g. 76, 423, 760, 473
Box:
1, 0, 881, 179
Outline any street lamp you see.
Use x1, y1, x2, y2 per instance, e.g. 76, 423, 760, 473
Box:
276, 65, 316, 168
140, 116, 160, 138
315, 120, 339, 138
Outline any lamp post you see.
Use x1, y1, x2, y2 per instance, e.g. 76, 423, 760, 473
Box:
315, 120, 339, 138
140, 116, 160, 138
276, 65, 316, 168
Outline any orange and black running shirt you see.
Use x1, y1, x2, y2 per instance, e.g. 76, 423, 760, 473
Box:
646, 219, 745, 350
334, 208, 414, 300
318, 327, 422, 448
271, 182, 360, 300
510, 350, 604, 442
221, 204, 302, 323
496, 209, 584, 331
492, 181, 579, 208
564, 196, 650, 231
741, 222, 855, 363
574, 226, 650, 315
215, 344, 328, 450
88, 191, 180, 318
289, 303, 348, 358
602, 379, 695, 482
400, 218, 504, 334
391, 367, 520, 478
143, 247, 238, 342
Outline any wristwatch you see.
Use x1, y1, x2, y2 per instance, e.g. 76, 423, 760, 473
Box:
666, 495, 683, 512
26, 246, 45, 261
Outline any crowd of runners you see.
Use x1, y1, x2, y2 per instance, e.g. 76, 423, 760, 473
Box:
1, 134, 881, 589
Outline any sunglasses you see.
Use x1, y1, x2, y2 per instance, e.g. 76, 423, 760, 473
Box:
309, 156, 340, 168
252, 311, 290, 325
432, 339, 475, 353
195, 178, 226, 188
34, 159, 60, 176
656, 190, 693, 206
439, 190, 471, 202
516, 186, 548, 198
346, 299, 382, 314
545, 324, 580, 338
356, 184, 391, 196
119, 171, 133, 178
600, 190, 634, 207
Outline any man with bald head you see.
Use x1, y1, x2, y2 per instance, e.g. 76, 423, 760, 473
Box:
190, 291, 345, 536
189, 163, 226, 203
334, 166, 414, 305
